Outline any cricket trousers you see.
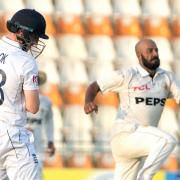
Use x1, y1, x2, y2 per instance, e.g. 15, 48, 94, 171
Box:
0, 121, 40, 180
110, 125, 177, 180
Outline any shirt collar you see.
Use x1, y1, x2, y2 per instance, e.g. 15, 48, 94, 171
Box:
136, 64, 149, 77
136, 64, 164, 77
1, 36, 21, 49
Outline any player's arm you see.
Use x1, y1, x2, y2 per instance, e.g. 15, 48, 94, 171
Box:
84, 81, 100, 114
84, 70, 126, 114
23, 57, 40, 114
24, 90, 39, 114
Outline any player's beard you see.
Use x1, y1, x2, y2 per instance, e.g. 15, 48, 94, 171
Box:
141, 54, 160, 70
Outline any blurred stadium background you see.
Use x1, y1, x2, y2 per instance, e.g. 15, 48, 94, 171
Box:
0, 0, 180, 179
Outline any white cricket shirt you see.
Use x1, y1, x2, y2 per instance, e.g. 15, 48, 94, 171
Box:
97, 65, 180, 136
0, 36, 38, 126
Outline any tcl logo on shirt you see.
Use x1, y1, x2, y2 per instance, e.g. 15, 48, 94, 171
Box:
132, 84, 150, 91
135, 97, 166, 106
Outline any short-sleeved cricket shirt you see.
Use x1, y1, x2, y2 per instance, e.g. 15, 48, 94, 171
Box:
97, 65, 180, 136
0, 36, 38, 126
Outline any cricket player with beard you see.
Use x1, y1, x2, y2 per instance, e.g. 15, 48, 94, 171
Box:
84, 39, 180, 180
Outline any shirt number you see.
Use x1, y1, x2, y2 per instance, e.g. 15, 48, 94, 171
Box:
0, 69, 6, 105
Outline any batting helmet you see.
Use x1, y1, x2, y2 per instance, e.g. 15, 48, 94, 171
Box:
7, 9, 49, 39
6, 9, 49, 58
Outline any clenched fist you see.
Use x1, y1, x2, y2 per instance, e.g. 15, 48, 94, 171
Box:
84, 102, 98, 114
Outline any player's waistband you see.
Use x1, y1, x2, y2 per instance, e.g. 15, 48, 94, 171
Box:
110, 119, 139, 139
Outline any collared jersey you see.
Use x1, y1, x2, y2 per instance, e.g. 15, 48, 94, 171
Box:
0, 36, 38, 126
97, 65, 180, 129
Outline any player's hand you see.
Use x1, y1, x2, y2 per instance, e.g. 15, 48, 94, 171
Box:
84, 102, 98, 114
46, 141, 55, 156
26, 126, 34, 132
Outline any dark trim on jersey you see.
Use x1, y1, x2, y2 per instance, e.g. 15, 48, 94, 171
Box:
25, 143, 30, 156
1, 38, 21, 50
7, 130, 18, 159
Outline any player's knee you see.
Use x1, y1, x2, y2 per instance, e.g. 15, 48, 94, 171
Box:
163, 134, 177, 152
165, 134, 177, 145
168, 138, 177, 151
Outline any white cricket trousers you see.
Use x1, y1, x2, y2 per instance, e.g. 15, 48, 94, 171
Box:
0, 122, 40, 180
110, 126, 177, 180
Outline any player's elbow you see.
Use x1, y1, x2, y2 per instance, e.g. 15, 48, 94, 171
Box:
26, 104, 39, 114
30, 106, 39, 114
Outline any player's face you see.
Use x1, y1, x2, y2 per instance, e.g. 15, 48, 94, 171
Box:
29, 34, 39, 45
141, 54, 160, 70
140, 44, 160, 70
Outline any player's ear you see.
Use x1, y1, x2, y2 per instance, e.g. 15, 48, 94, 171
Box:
15, 29, 23, 37
15, 30, 23, 42
19, 29, 24, 34
136, 50, 141, 59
